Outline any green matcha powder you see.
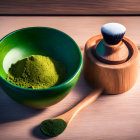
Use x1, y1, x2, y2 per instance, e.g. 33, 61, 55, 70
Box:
6, 55, 66, 89
40, 119, 67, 137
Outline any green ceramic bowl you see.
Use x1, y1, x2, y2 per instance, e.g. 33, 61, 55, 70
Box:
0, 27, 82, 108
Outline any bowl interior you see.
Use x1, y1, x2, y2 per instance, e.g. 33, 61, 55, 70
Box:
0, 27, 82, 84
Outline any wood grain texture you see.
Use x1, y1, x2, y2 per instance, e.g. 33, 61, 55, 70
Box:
84, 35, 139, 94
0, 16, 140, 140
0, 0, 140, 15
95, 40, 129, 64
55, 89, 102, 125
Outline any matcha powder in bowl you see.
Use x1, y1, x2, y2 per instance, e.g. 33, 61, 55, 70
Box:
6, 55, 66, 89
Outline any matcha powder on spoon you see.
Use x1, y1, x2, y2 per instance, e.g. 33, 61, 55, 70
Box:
6, 55, 66, 89
40, 119, 67, 137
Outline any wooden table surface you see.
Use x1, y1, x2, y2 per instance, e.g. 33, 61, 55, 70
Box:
0, 16, 140, 140
0, 0, 140, 15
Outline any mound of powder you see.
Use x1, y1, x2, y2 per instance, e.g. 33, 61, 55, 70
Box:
40, 119, 67, 137
6, 55, 66, 89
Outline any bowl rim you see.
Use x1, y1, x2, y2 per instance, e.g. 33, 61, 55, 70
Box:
0, 26, 83, 91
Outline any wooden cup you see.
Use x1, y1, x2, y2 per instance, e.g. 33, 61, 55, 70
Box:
83, 34, 139, 94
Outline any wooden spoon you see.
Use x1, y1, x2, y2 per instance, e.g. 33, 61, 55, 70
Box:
55, 88, 102, 124
40, 89, 102, 137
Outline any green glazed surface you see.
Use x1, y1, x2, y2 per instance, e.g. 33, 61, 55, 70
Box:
0, 27, 82, 108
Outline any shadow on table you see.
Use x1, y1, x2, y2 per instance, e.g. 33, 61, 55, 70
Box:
0, 88, 45, 124
50, 70, 108, 118
31, 70, 109, 139
31, 124, 53, 139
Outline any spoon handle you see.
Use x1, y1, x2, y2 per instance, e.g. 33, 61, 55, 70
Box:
56, 88, 103, 124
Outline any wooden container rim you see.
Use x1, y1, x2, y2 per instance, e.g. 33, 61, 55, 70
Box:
85, 34, 139, 69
